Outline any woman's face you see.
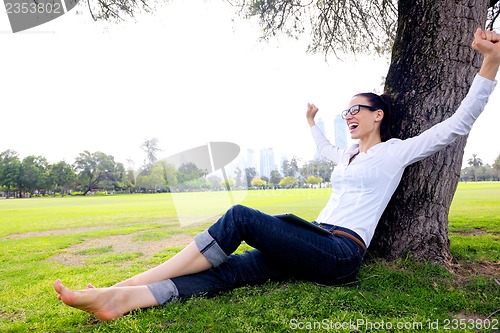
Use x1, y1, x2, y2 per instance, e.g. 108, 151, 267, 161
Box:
345, 96, 383, 141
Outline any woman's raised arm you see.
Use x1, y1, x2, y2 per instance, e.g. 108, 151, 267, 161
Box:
473, 27, 500, 81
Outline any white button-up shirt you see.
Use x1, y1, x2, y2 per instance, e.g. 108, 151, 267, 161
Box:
311, 74, 496, 247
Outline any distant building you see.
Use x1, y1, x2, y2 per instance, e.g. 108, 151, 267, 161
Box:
246, 148, 257, 170
259, 147, 276, 178
280, 154, 287, 175
334, 114, 348, 149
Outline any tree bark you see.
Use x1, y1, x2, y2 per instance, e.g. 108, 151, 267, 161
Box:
368, 0, 488, 265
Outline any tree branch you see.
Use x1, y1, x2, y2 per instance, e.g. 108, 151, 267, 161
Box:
487, 1, 500, 30
87, 0, 96, 21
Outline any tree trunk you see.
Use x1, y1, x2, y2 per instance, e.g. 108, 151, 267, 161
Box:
368, 0, 488, 265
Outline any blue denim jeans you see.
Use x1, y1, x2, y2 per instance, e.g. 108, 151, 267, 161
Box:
149, 204, 365, 303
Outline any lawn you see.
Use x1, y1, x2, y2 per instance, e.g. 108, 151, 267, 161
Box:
0, 184, 498, 332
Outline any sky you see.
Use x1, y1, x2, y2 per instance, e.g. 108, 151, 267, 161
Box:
1, 0, 499, 170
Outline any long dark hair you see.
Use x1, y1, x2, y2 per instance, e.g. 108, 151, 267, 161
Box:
354, 92, 392, 142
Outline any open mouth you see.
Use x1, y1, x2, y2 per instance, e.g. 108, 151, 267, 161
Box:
348, 123, 359, 131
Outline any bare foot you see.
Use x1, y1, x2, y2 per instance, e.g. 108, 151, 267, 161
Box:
54, 279, 129, 321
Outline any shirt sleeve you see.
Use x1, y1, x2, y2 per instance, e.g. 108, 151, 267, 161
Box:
390, 74, 497, 167
310, 124, 343, 164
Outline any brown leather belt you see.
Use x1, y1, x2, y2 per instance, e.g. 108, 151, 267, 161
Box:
332, 230, 366, 251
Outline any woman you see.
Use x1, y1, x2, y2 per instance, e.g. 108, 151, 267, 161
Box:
54, 28, 500, 321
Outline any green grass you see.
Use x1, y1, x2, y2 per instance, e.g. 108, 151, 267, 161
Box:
0, 185, 498, 332
449, 182, 500, 261
74, 246, 114, 255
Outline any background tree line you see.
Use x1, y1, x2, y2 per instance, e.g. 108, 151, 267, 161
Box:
2, 145, 498, 198
461, 153, 500, 181
0, 146, 334, 197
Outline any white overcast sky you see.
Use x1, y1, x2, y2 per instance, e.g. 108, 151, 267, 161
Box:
1, 0, 499, 169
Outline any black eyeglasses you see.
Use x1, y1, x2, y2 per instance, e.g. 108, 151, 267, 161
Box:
341, 104, 379, 119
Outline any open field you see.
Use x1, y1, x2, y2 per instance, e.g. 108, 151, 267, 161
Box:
0, 184, 499, 332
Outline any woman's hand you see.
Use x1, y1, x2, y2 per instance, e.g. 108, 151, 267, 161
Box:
472, 28, 500, 80
306, 103, 319, 127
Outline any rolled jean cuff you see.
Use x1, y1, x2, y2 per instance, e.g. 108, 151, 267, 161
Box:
147, 279, 179, 306
194, 230, 227, 267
